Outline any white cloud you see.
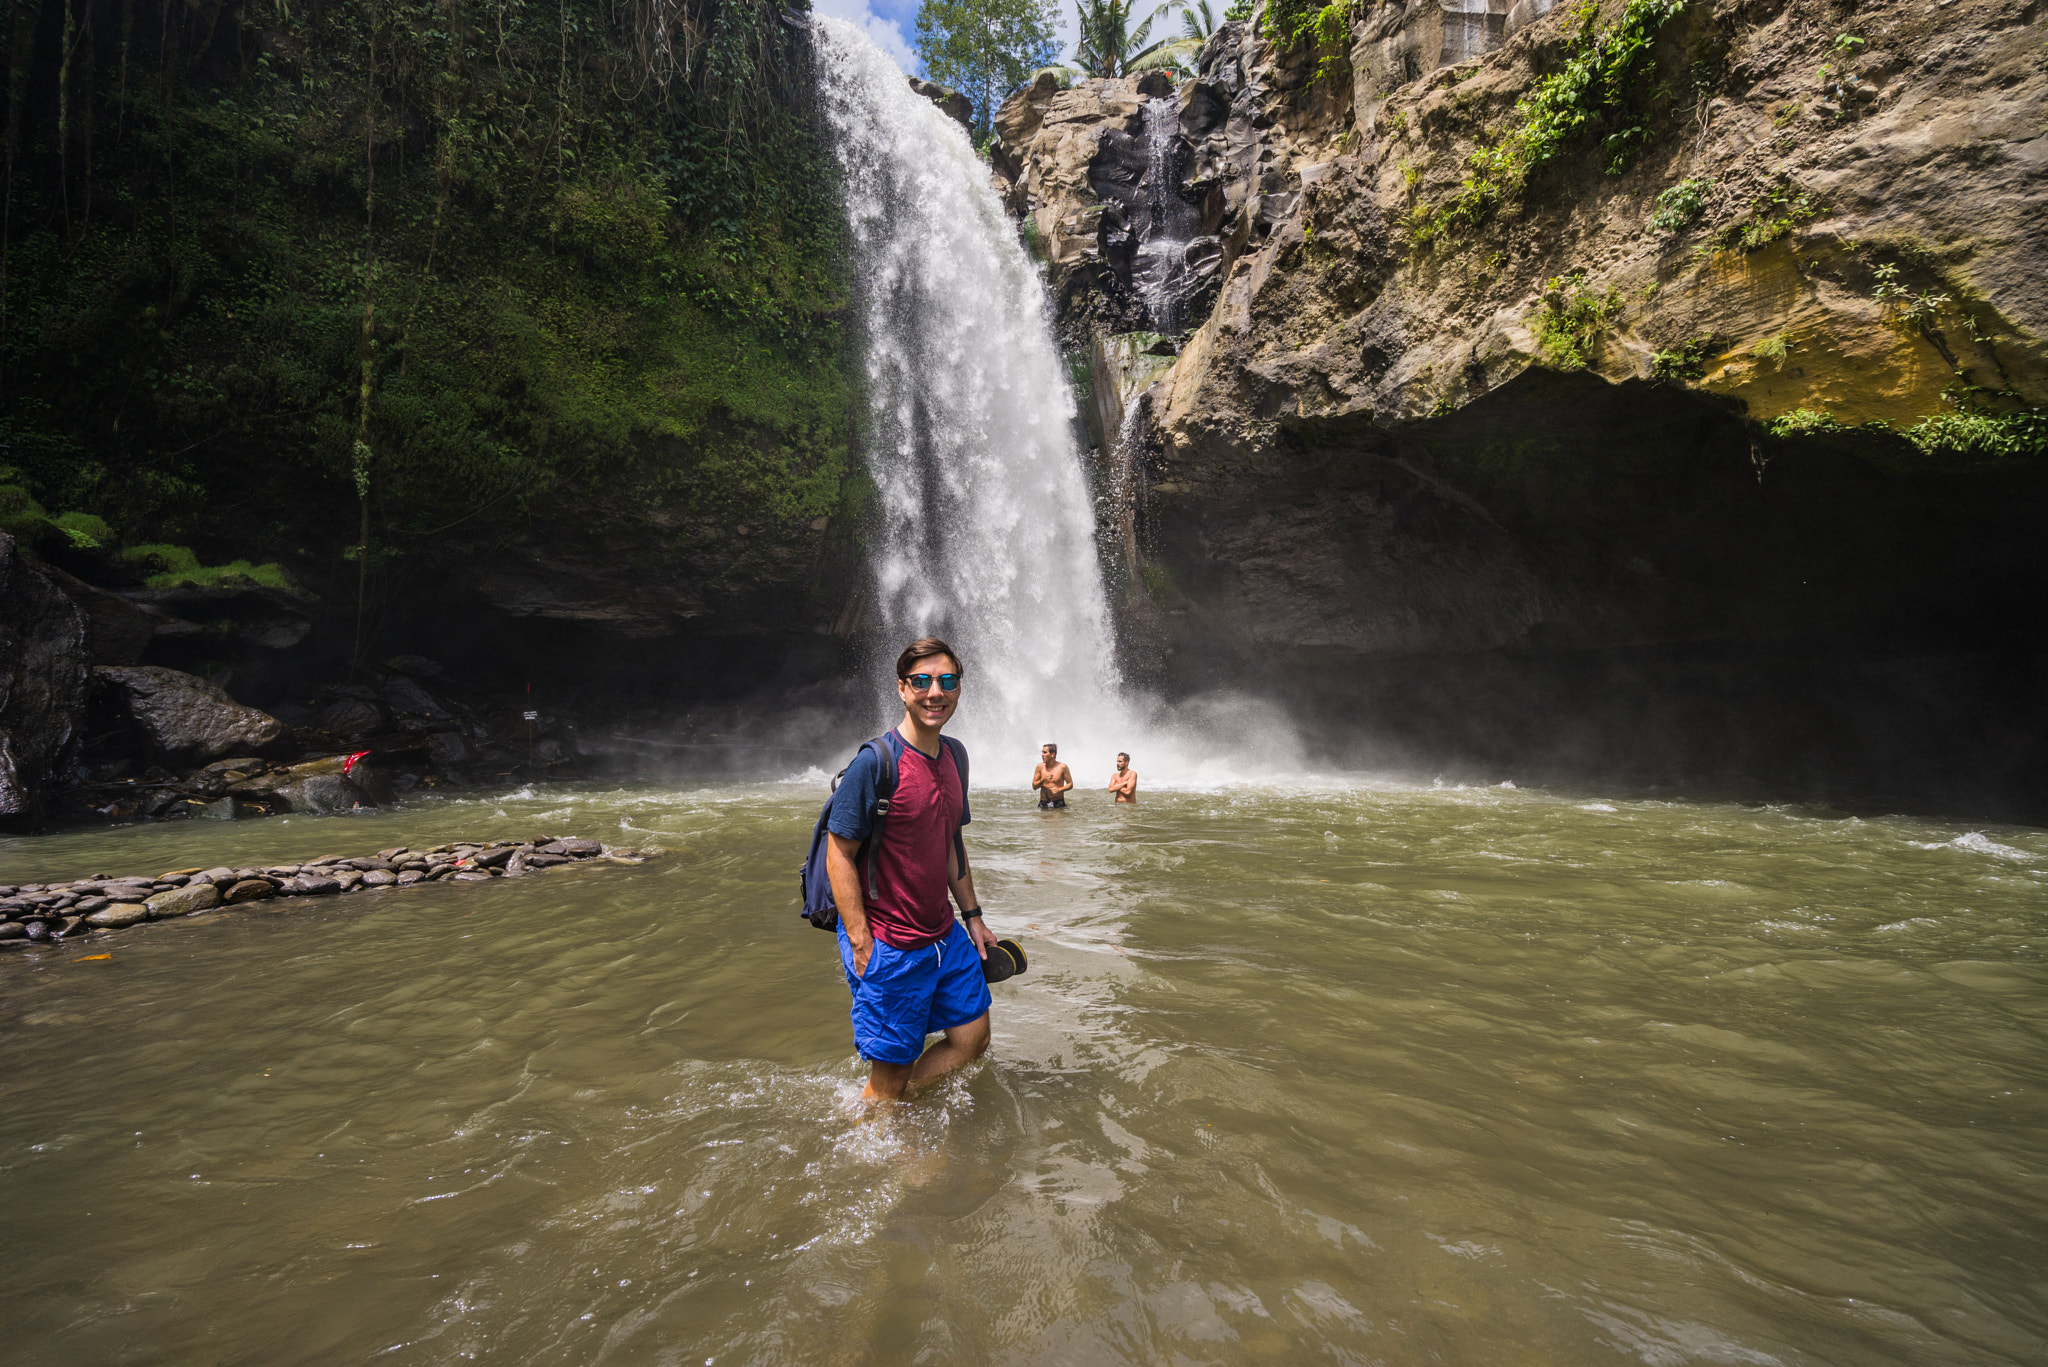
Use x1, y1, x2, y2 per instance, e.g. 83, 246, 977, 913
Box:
811, 0, 920, 73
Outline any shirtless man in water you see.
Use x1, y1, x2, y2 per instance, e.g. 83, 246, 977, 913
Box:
1109, 752, 1137, 803
1032, 743, 1073, 809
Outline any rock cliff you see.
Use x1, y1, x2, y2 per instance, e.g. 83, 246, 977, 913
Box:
994, 0, 2048, 811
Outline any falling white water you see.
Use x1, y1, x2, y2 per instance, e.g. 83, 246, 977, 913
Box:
813, 20, 1303, 786
815, 20, 1121, 774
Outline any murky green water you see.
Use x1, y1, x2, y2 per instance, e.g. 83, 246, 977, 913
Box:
2, 778, 2044, 1365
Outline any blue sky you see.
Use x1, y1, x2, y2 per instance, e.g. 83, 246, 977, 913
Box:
812, 0, 1084, 77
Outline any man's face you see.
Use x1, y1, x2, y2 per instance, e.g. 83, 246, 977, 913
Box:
898, 653, 960, 730
1115, 755, 1128, 772
1041, 746, 1054, 766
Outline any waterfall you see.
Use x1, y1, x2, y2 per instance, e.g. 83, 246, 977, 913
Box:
1129, 97, 1202, 335
813, 19, 1127, 775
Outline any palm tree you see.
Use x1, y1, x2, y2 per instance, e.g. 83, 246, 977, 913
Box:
1179, 0, 1218, 40
1072, 0, 1179, 77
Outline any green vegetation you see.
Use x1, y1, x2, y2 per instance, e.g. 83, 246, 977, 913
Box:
1070, 0, 1178, 76
1260, 0, 1352, 79
916, 0, 1062, 136
1701, 182, 1824, 254
1223, 0, 1254, 19
1408, 0, 1690, 252
1534, 272, 1620, 370
1651, 336, 1715, 381
1765, 404, 2047, 463
122, 543, 295, 590
0, 0, 852, 628
1649, 177, 1713, 235
1753, 333, 1790, 364
1767, 408, 1844, 439
1871, 263, 1952, 331
1905, 408, 2047, 461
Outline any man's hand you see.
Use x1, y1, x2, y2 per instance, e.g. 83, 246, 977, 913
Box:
849, 931, 874, 978
965, 914, 997, 960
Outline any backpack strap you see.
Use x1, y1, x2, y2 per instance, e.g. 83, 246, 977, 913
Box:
863, 731, 901, 900
940, 735, 970, 875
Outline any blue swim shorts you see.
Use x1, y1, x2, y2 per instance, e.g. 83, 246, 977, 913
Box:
837, 918, 993, 1066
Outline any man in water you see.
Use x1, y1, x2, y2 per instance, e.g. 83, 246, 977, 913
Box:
1109, 752, 1137, 803
1032, 743, 1073, 809
824, 637, 998, 1104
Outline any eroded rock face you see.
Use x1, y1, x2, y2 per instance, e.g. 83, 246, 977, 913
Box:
0, 534, 89, 826
95, 666, 287, 764
998, 0, 2048, 809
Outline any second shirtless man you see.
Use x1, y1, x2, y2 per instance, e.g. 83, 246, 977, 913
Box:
1109, 752, 1137, 803
1032, 743, 1074, 809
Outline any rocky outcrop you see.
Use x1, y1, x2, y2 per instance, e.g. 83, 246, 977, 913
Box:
910, 77, 974, 131
0, 836, 651, 953
94, 666, 288, 764
997, 0, 2048, 811
0, 533, 89, 826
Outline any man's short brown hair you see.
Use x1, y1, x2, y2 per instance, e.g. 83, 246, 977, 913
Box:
896, 636, 962, 678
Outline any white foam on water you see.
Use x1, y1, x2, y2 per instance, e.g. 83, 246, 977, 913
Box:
1910, 831, 2037, 861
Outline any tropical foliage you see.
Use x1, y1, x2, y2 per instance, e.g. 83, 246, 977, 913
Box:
0, 0, 853, 620
1072, 0, 1179, 77
915, 0, 1064, 136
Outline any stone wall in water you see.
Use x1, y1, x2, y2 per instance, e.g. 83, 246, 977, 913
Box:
991, 0, 2048, 814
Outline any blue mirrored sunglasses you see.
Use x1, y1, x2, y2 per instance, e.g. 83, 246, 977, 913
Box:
902, 672, 961, 693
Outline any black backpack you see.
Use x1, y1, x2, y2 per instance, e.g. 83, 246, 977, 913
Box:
798, 730, 969, 931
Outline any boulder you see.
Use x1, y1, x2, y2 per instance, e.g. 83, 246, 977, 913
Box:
287, 874, 340, 896
360, 869, 398, 888
0, 533, 90, 826
314, 696, 385, 737
231, 755, 389, 814
909, 76, 974, 132
86, 903, 150, 928
146, 883, 220, 919
222, 879, 276, 905
95, 665, 286, 764
36, 560, 156, 664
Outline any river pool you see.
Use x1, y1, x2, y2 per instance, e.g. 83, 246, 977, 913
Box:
1, 778, 2044, 1365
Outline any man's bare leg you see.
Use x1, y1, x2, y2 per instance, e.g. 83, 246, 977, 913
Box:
863, 1060, 914, 1103
862, 1014, 989, 1102
910, 1013, 991, 1085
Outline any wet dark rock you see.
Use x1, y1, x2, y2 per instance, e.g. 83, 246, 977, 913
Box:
223, 879, 277, 905
473, 846, 516, 868
287, 875, 341, 896
379, 676, 451, 720
0, 922, 24, 940
0, 900, 28, 919
384, 654, 446, 679
526, 852, 572, 868
541, 838, 603, 856
452, 871, 491, 882
24, 920, 50, 940
37, 560, 157, 664
360, 870, 398, 888
52, 915, 92, 938
424, 731, 476, 769
0, 533, 90, 826
396, 870, 426, 886
314, 696, 385, 738
73, 896, 110, 914
95, 666, 287, 764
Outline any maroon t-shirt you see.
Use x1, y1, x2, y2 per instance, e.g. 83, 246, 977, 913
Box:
835, 738, 967, 951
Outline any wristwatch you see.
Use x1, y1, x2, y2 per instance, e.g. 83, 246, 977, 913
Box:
961, 907, 984, 920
